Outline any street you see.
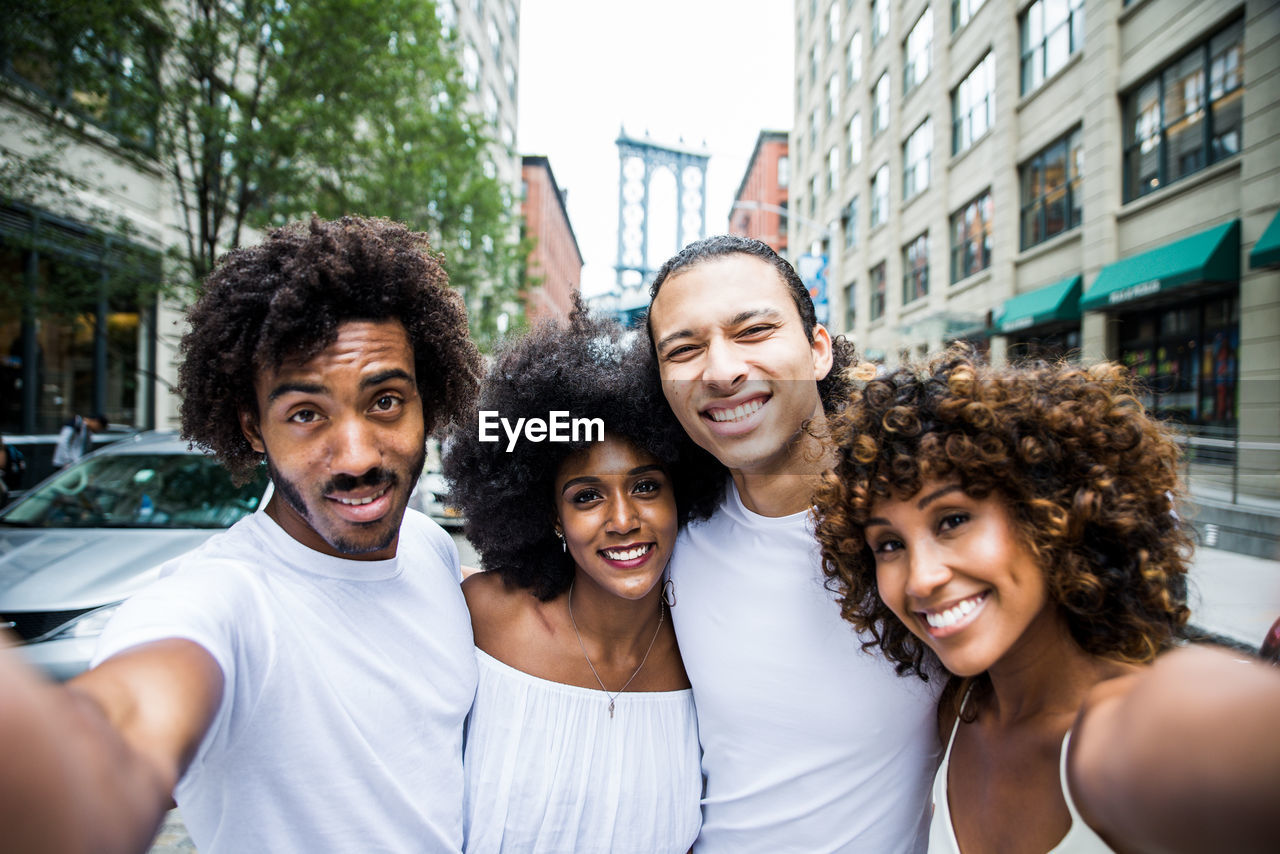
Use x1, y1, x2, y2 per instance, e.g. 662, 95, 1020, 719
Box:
145, 539, 1279, 854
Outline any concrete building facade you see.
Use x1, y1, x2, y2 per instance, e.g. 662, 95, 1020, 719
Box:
520, 155, 584, 325
729, 130, 791, 254
791, 0, 1280, 498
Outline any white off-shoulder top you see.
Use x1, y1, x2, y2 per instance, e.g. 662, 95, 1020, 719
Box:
463, 649, 702, 854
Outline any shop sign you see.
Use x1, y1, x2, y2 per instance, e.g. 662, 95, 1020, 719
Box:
1108, 279, 1161, 305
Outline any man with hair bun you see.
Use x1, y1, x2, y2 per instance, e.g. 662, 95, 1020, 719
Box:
0, 216, 483, 853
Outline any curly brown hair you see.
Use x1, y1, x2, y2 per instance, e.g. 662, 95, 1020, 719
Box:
178, 216, 481, 483
813, 348, 1191, 684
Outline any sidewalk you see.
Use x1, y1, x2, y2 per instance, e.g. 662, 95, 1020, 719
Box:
1187, 545, 1280, 647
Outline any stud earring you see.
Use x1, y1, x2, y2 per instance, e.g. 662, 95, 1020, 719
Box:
554, 528, 566, 553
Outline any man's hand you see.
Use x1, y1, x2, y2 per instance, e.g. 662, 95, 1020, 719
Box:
0, 634, 222, 854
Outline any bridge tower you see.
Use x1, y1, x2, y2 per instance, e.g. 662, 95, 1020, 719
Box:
613, 130, 709, 326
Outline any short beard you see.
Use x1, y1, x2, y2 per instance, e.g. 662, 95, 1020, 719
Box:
266, 446, 426, 556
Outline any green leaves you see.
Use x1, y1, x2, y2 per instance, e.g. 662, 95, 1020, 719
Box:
4, 0, 523, 345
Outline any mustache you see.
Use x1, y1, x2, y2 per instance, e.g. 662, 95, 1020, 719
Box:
324, 469, 396, 494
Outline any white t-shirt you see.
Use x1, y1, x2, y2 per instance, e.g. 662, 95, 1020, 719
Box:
669, 483, 941, 854
93, 508, 477, 854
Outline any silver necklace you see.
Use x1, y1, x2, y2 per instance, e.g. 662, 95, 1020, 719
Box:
567, 581, 664, 719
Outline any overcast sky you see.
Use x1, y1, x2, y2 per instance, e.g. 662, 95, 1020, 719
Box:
517, 0, 795, 297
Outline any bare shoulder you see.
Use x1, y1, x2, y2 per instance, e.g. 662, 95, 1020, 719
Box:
461, 572, 540, 651
1077, 660, 1143, 718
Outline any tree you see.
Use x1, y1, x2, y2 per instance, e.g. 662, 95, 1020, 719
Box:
2, 0, 522, 344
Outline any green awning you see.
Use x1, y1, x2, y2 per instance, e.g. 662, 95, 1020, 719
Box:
1249, 209, 1280, 268
996, 274, 1081, 334
1080, 219, 1240, 312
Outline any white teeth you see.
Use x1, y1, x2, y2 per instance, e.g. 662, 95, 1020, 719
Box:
709, 398, 764, 423
924, 594, 984, 629
337, 486, 388, 506
602, 544, 652, 561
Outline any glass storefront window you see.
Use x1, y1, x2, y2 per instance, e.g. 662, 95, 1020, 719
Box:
1118, 292, 1238, 430
0, 208, 156, 435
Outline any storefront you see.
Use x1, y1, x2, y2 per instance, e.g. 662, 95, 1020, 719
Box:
995, 274, 1082, 362
0, 204, 158, 436
1080, 219, 1239, 430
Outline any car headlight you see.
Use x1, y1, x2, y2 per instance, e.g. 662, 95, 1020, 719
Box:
47, 603, 123, 641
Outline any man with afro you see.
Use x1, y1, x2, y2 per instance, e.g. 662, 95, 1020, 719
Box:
0, 217, 483, 853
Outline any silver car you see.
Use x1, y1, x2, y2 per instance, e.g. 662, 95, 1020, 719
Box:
0, 431, 269, 680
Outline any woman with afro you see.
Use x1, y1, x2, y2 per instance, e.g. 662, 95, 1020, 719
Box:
444, 306, 722, 853
813, 349, 1280, 853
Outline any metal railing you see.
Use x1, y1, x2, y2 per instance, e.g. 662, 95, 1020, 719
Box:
1171, 424, 1280, 506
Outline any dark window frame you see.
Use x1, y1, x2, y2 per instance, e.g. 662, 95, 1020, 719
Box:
1122, 18, 1244, 203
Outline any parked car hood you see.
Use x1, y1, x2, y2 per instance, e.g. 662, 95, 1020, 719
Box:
0, 528, 218, 611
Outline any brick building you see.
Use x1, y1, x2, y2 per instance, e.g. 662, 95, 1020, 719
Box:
729, 130, 791, 255
521, 155, 584, 325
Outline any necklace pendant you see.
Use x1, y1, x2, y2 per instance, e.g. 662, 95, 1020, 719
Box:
608, 700, 615, 718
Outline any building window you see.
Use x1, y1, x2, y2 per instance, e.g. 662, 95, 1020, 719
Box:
777, 155, 790, 188
487, 16, 502, 63
1020, 126, 1083, 249
847, 31, 863, 86
903, 232, 929, 304
952, 0, 987, 32
809, 175, 818, 217
871, 0, 890, 47
828, 147, 840, 192
463, 44, 480, 90
953, 53, 995, 154
0, 206, 158, 434
843, 279, 856, 330
870, 262, 887, 320
1123, 19, 1243, 202
828, 2, 841, 46
810, 107, 819, 151
810, 45, 819, 85
870, 164, 889, 228
1020, 0, 1084, 95
903, 8, 933, 95
847, 113, 862, 166
950, 190, 993, 282
903, 118, 932, 200
438, 1, 457, 37
871, 72, 890, 136
0, 7, 164, 150
842, 196, 859, 249
828, 73, 840, 119
1118, 294, 1238, 429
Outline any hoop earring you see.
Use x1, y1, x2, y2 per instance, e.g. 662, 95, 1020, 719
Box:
661, 575, 676, 608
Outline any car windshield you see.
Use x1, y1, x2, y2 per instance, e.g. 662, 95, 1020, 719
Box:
1, 452, 268, 529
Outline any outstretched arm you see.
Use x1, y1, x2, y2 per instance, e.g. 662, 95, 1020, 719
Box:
0, 636, 222, 854
1070, 644, 1280, 853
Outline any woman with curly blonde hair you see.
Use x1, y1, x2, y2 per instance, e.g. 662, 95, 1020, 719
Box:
814, 349, 1280, 853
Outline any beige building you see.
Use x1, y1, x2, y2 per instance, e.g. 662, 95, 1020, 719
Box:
440, 0, 522, 193
791, 0, 1280, 499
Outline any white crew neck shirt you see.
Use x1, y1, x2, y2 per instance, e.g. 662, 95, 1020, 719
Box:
94, 508, 477, 853
669, 482, 941, 853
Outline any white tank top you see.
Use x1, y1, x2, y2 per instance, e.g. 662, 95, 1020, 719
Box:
928, 698, 1115, 853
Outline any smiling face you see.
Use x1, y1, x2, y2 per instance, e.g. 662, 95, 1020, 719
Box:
553, 434, 677, 602
865, 481, 1056, 678
648, 253, 833, 478
240, 320, 426, 560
